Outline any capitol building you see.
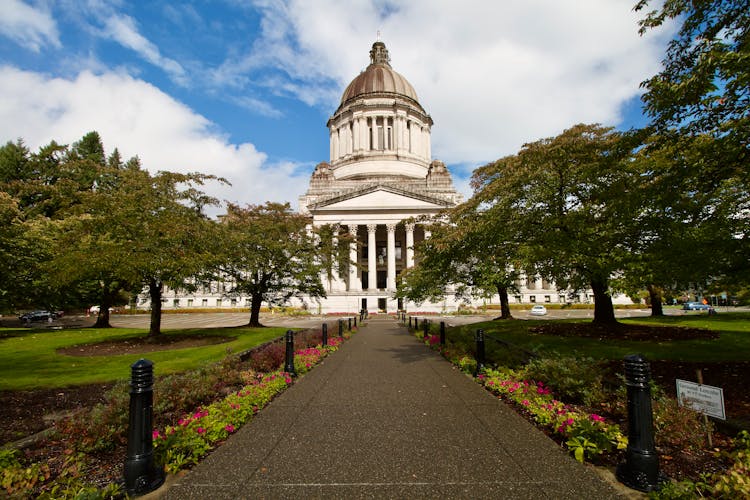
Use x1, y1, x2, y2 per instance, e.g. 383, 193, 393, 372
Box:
155, 41, 625, 314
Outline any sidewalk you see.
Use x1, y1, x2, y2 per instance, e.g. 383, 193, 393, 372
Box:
161, 317, 625, 499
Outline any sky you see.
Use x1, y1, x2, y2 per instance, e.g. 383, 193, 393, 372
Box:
0, 0, 674, 213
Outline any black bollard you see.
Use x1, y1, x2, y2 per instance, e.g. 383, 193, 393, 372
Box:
322, 323, 328, 346
338, 319, 344, 338
354, 315, 357, 327
284, 330, 296, 376
409, 316, 412, 328
440, 321, 446, 345
616, 354, 666, 492
422, 318, 429, 338
124, 359, 165, 496
474, 329, 486, 376
348, 317, 352, 331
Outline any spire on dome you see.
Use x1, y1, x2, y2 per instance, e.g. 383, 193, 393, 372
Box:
369, 40, 390, 66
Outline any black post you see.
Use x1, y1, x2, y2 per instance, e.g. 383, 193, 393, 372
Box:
124, 359, 164, 496
348, 317, 352, 331
284, 330, 296, 376
422, 318, 429, 338
354, 315, 357, 327
616, 354, 666, 492
322, 323, 328, 346
440, 321, 446, 345
409, 316, 412, 329
338, 319, 344, 338
474, 329, 486, 376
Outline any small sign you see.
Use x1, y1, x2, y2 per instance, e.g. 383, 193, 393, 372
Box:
676, 379, 726, 420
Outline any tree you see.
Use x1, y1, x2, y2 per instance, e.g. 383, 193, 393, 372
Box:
212, 202, 325, 327
636, 0, 750, 290
472, 124, 640, 325
397, 211, 520, 319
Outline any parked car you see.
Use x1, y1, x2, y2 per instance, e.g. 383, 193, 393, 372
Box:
19, 310, 59, 322
530, 305, 547, 316
89, 305, 114, 314
682, 302, 711, 311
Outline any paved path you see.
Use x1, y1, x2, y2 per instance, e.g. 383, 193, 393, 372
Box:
161, 317, 624, 499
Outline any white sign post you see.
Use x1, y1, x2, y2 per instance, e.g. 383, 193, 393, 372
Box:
675, 379, 726, 420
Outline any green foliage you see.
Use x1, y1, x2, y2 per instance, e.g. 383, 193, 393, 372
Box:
211, 202, 325, 327
650, 431, 750, 499
470, 124, 642, 325
0, 447, 51, 497
522, 356, 606, 406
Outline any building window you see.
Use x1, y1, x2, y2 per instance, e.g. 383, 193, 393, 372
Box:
173, 299, 180, 307
231, 298, 237, 307
544, 295, 551, 303
202, 298, 208, 307
216, 298, 222, 307
530, 295, 537, 303
514, 295, 522, 303
395, 241, 402, 260
187, 299, 193, 307
245, 298, 251, 307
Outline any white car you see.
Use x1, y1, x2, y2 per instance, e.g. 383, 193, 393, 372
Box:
530, 305, 547, 316
89, 305, 114, 314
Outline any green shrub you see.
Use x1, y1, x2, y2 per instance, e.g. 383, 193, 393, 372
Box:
522, 356, 606, 406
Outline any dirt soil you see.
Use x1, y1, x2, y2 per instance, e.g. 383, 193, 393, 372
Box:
1, 321, 748, 491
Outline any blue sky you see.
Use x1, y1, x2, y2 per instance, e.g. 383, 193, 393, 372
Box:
0, 0, 672, 211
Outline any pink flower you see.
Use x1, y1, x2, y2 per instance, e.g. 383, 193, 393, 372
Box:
196, 427, 206, 434
225, 425, 235, 433
152, 429, 160, 440
522, 399, 530, 406
488, 380, 495, 386
590, 414, 605, 422
178, 418, 189, 426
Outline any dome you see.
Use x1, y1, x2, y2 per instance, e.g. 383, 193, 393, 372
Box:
339, 41, 419, 105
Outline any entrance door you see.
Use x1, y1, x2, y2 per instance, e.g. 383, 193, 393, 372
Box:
361, 298, 367, 311
378, 298, 387, 312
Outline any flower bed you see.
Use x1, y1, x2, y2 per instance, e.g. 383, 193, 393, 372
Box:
1, 328, 352, 497
411, 326, 749, 497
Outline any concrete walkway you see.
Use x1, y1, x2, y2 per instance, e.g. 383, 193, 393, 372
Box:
162, 317, 624, 499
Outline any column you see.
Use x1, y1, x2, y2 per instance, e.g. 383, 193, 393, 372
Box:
405, 222, 415, 268
386, 223, 396, 290
331, 225, 341, 291
329, 130, 334, 161
348, 224, 360, 291
425, 127, 431, 160
352, 118, 361, 153
424, 226, 432, 239
360, 117, 367, 152
367, 224, 377, 290
393, 115, 401, 154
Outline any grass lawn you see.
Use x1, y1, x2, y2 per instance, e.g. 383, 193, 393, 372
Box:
0, 326, 288, 390
446, 312, 750, 363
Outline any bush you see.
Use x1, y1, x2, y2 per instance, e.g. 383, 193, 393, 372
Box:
522, 356, 606, 406
652, 393, 711, 453
248, 342, 285, 372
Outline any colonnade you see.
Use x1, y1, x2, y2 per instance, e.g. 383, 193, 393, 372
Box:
330, 114, 430, 162
324, 221, 430, 292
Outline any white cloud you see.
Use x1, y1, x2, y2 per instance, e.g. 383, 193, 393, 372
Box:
0, 0, 61, 52
0, 66, 311, 214
100, 14, 188, 86
235, 0, 673, 164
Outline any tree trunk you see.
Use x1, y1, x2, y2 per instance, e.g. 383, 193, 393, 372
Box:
92, 283, 113, 328
497, 285, 513, 319
248, 292, 264, 327
591, 277, 617, 325
148, 279, 163, 337
648, 284, 664, 317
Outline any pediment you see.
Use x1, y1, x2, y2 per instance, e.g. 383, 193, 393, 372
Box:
310, 184, 452, 212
